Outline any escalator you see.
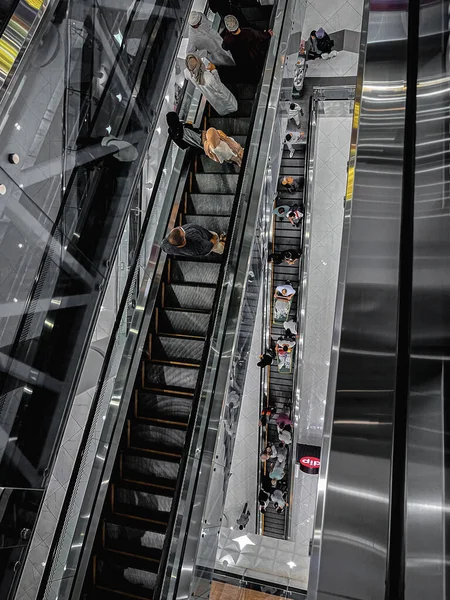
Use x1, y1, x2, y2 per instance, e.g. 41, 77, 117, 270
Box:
261, 140, 305, 539
83, 5, 273, 599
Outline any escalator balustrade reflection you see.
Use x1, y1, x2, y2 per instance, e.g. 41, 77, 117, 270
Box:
84, 4, 273, 599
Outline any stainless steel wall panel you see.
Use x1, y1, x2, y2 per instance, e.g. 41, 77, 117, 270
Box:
308, 1, 410, 598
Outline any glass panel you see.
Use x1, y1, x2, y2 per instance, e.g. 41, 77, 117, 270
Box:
0, 489, 43, 599
0, 0, 190, 491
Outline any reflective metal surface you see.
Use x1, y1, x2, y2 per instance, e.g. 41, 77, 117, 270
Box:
308, 0, 407, 598
405, 0, 450, 595
308, 0, 450, 598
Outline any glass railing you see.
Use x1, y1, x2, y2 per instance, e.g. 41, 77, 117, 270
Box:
0, 2, 192, 598
35, 75, 206, 600
0, 0, 190, 492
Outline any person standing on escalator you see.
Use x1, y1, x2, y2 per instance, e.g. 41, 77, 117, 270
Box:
209, 0, 250, 29
161, 224, 226, 257
222, 15, 272, 81
187, 11, 235, 66
166, 112, 205, 152
184, 54, 238, 116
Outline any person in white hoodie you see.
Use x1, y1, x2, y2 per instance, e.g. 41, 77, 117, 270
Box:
288, 102, 303, 126
184, 53, 237, 116
187, 11, 235, 66
285, 131, 305, 158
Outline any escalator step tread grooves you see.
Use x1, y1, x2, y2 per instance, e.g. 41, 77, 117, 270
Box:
151, 335, 205, 363
263, 142, 307, 540
163, 283, 216, 311
188, 193, 235, 215
86, 3, 272, 596
168, 260, 221, 284
156, 309, 210, 337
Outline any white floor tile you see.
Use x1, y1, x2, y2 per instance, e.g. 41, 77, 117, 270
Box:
327, 1, 362, 31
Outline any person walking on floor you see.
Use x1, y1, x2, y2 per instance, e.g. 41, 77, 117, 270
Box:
187, 11, 235, 66
204, 127, 244, 167
161, 224, 226, 257
237, 503, 251, 530
184, 54, 238, 116
166, 112, 204, 151
222, 15, 272, 80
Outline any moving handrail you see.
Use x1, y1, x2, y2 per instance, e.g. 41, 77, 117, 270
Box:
36, 79, 207, 600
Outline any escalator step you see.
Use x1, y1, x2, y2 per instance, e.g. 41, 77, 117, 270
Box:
208, 117, 250, 135
235, 82, 258, 100
211, 99, 253, 118
95, 554, 157, 600
169, 260, 221, 285
121, 452, 179, 489
196, 154, 239, 175
240, 6, 270, 20
279, 165, 304, 176
183, 214, 231, 235
135, 391, 192, 423
163, 282, 216, 310
104, 518, 164, 559
196, 155, 239, 174
156, 308, 210, 337
189, 194, 235, 216
114, 486, 173, 523
143, 362, 199, 391
129, 420, 186, 455
193, 173, 239, 195
151, 335, 205, 363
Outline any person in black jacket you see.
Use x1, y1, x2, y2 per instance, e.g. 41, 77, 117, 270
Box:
308, 28, 336, 60
166, 112, 204, 151
209, 0, 250, 28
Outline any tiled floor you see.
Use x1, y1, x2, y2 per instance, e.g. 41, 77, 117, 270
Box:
302, 0, 363, 78
290, 111, 352, 572
223, 289, 262, 534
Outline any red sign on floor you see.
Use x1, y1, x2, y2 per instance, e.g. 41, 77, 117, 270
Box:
300, 456, 320, 469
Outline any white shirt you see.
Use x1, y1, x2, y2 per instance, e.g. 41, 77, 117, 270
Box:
275, 284, 296, 297
285, 131, 304, 157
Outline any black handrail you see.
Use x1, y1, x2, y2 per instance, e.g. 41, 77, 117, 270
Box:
35, 139, 174, 600
384, 0, 419, 596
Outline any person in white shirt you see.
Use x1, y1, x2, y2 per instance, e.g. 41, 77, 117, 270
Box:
271, 488, 288, 513
275, 283, 296, 300
285, 131, 305, 158
283, 320, 297, 335
288, 102, 303, 126
187, 11, 235, 66
184, 54, 237, 116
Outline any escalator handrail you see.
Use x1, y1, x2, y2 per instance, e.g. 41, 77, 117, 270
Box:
35, 70, 199, 600
159, 0, 298, 596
